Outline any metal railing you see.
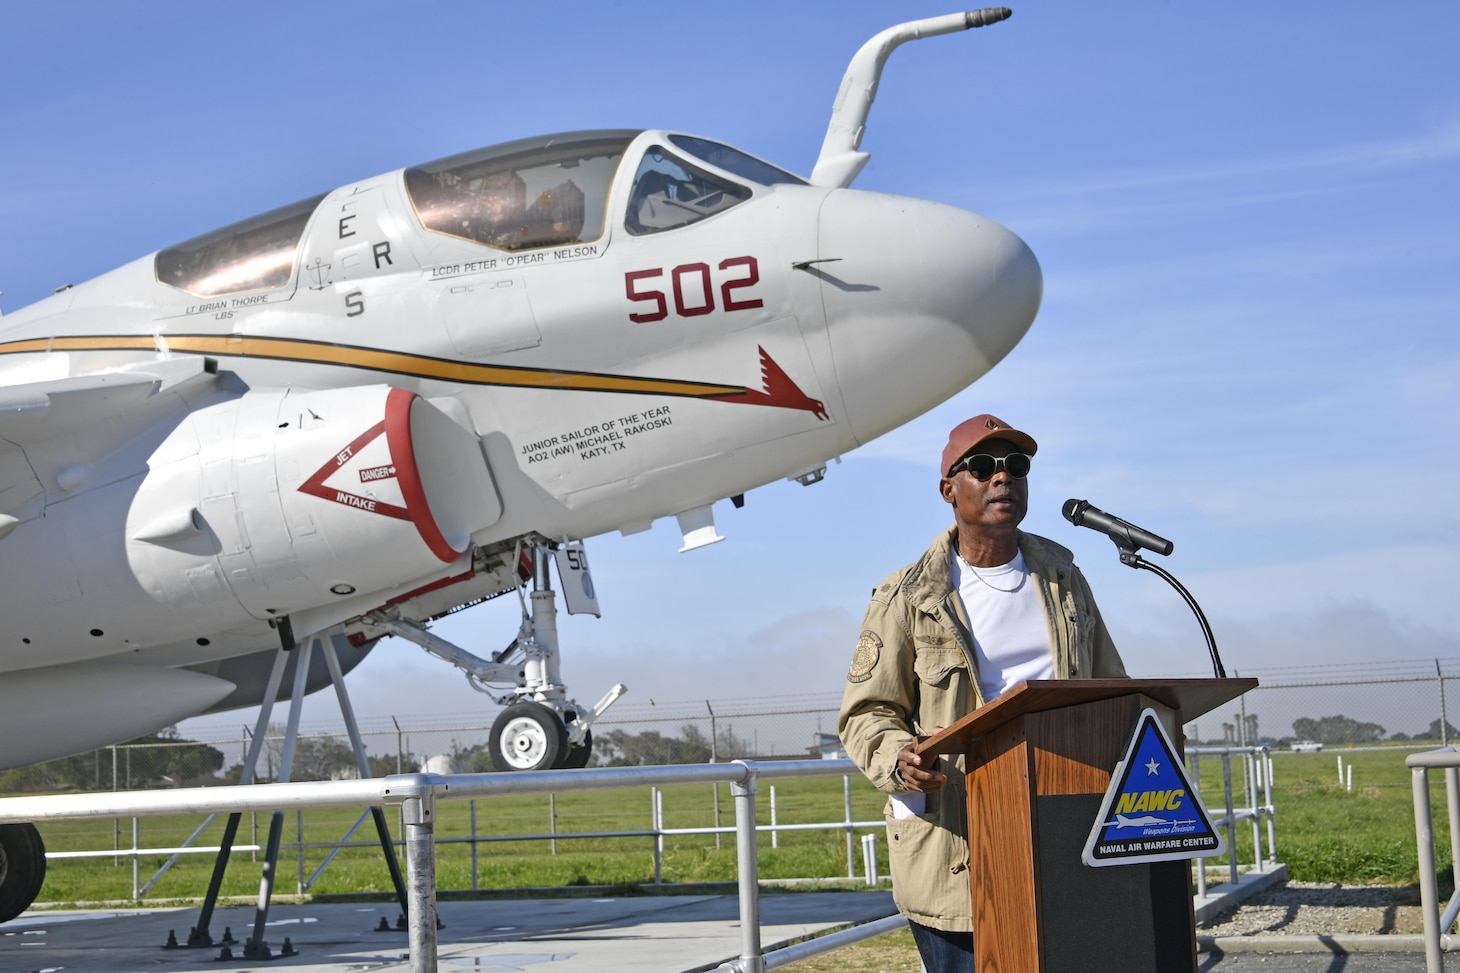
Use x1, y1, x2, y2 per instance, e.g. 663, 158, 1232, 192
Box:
0, 759, 886, 973
2, 747, 1286, 972
1407, 745, 1460, 972
1187, 744, 1277, 896
38, 775, 884, 900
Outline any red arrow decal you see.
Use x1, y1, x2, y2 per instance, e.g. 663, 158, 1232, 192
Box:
712, 347, 828, 420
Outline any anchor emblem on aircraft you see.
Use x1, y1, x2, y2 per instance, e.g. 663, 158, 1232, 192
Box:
305, 257, 333, 290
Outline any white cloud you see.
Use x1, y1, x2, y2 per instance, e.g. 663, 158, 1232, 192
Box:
998, 123, 1460, 206
1098, 542, 1460, 646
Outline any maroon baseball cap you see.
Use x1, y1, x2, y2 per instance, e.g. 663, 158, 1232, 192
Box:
941, 414, 1038, 476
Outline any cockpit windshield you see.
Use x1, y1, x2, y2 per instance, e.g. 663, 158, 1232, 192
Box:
667, 135, 807, 187
625, 147, 751, 236
155, 194, 324, 296
405, 130, 636, 251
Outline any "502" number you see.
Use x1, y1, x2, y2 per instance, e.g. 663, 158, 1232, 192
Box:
624, 256, 762, 323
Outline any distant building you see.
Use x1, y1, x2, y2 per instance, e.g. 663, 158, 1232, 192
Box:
421, 754, 461, 775
807, 732, 845, 760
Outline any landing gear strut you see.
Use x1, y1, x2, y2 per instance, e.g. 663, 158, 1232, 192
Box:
372, 538, 625, 772
0, 823, 47, 924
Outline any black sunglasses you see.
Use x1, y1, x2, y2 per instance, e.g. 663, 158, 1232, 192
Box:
947, 452, 1032, 481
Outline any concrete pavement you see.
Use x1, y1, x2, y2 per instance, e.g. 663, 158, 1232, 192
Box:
1, 892, 1434, 972
1, 891, 898, 973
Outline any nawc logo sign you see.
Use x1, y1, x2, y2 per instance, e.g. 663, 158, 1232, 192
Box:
1082, 709, 1224, 867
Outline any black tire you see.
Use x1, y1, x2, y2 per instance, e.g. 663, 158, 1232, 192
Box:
0, 823, 46, 925
489, 702, 567, 772
560, 729, 593, 769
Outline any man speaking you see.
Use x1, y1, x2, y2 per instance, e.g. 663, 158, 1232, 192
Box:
839, 414, 1127, 971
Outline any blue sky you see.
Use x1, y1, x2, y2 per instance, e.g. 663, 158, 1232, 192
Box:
2, 2, 1456, 737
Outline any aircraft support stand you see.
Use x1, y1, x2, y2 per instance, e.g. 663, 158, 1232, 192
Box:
180, 629, 416, 961
242, 635, 314, 960
184, 644, 291, 949
321, 636, 412, 924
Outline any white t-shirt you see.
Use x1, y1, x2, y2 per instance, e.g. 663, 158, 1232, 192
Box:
952, 549, 1054, 702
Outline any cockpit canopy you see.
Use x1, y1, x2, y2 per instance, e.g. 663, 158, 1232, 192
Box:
155, 194, 324, 297
624, 135, 805, 236
405, 130, 638, 251
154, 130, 807, 297
406, 129, 808, 245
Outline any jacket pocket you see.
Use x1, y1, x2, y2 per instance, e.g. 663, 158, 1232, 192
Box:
885, 810, 971, 923
913, 646, 967, 687
912, 645, 973, 727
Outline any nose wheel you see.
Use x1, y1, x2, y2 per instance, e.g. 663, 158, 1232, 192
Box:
489, 702, 569, 772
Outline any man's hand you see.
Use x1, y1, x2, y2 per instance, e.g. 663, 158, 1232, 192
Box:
896, 732, 947, 793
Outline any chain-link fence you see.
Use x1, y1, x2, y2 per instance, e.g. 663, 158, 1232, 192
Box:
0, 692, 849, 793
1192, 658, 1460, 750
5, 658, 1459, 793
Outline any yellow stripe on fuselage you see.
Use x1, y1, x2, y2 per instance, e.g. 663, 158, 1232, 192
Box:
0, 334, 747, 399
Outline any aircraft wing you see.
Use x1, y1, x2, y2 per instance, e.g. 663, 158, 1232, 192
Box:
0, 356, 220, 520
0, 356, 216, 445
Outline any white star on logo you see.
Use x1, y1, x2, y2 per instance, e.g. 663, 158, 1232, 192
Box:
1145, 757, 1160, 775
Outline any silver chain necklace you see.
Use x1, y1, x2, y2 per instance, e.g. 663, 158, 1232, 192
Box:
958, 551, 1026, 593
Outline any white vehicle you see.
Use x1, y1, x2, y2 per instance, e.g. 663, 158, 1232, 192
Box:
0, 10, 1038, 921
1291, 740, 1324, 752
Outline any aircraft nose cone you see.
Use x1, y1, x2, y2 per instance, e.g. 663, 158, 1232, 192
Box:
816, 191, 1042, 446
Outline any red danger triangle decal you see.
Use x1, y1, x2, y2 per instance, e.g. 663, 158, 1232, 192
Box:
297, 419, 411, 522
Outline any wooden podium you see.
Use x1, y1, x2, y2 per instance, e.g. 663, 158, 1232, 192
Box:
916, 678, 1256, 973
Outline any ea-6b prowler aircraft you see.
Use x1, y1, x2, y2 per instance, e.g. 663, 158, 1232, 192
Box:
0, 9, 1039, 919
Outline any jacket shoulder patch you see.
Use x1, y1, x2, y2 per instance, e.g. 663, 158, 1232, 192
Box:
848, 631, 882, 683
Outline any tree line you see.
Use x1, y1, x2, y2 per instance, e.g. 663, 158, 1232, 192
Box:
1289, 714, 1458, 745
0, 726, 419, 793
0, 727, 226, 793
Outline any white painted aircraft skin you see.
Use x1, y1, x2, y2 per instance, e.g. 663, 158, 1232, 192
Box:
0, 20, 1040, 773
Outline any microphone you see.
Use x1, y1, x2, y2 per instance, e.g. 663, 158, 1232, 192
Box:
1062, 499, 1174, 557
1062, 499, 1223, 676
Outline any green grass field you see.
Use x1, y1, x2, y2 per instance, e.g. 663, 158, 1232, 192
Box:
25, 746, 1452, 909
1196, 746, 1450, 886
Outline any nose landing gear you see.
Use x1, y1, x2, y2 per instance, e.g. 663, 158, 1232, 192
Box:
373, 538, 625, 772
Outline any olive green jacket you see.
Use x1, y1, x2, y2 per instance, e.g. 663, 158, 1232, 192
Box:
838, 526, 1126, 931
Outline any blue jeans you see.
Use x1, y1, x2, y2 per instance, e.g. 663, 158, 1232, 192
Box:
908, 920, 975, 972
